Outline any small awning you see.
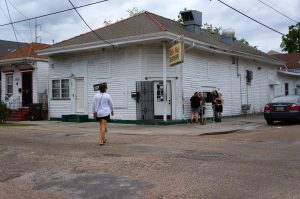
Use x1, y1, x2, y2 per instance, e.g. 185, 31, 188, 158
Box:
268, 79, 281, 86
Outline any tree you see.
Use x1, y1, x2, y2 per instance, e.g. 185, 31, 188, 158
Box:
104, 7, 143, 26
202, 23, 222, 34
127, 7, 143, 17
239, 38, 258, 49
281, 22, 300, 53
0, 101, 10, 123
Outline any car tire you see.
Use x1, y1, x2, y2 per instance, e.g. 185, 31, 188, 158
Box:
266, 120, 274, 125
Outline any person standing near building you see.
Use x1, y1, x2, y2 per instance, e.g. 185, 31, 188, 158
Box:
190, 92, 200, 123
214, 93, 224, 122
198, 92, 206, 123
93, 83, 114, 145
211, 90, 219, 122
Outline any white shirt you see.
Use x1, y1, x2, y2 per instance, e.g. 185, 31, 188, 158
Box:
93, 92, 113, 117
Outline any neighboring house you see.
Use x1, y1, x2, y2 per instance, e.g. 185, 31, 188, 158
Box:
271, 52, 300, 95
0, 40, 27, 100
38, 10, 288, 122
0, 43, 50, 109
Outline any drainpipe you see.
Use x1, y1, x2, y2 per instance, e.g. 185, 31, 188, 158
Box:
163, 42, 167, 122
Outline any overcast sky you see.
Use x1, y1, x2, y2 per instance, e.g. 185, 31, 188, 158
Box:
0, 0, 299, 53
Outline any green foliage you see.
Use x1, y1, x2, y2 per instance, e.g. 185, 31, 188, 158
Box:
281, 22, 300, 53
202, 23, 222, 34
127, 7, 143, 17
103, 7, 143, 26
0, 101, 10, 123
239, 38, 258, 49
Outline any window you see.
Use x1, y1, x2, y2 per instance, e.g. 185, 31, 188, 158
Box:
246, 70, 253, 85
285, 83, 289, 95
203, 91, 213, 103
52, 79, 69, 99
6, 74, 13, 95
61, 79, 69, 98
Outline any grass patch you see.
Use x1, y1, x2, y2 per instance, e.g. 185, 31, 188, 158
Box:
0, 123, 37, 127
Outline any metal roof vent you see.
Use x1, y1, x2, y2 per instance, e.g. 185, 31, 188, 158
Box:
222, 28, 235, 45
180, 10, 202, 34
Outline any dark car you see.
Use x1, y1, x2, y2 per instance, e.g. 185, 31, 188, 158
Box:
264, 95, 300, 125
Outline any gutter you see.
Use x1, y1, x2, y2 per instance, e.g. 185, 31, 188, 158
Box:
277, 70, 300, 76
0, 57, 48, 65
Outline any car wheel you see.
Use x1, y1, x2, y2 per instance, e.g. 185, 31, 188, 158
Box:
266, 120, 274, 125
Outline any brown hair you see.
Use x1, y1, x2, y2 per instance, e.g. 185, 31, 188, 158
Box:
99, 83, 107, 93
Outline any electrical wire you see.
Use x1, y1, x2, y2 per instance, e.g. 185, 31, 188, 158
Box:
257, 0, 298, 24
213, 0, 285, 36
67, 0, 114, 47
0, 0, 108, 27
7, 0, 34, 42
0, 4, 27, 43
4, 0, 24, 57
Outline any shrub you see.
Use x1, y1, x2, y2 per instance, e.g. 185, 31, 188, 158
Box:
0, 101, 10, 123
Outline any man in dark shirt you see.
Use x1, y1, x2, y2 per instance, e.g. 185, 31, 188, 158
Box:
190, 92, 200, 123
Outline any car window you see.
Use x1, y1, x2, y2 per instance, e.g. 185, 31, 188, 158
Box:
272, 96, 298, 103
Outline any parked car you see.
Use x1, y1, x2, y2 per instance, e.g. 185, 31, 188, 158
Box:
264, 95, 300, 125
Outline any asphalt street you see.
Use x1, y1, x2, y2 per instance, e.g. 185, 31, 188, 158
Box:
0, 117, 300, 199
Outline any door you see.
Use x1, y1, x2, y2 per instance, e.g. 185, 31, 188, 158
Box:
154, 81, 171, 119
22, 72, 33, 107
75, 78, 84, 113
136, 81, 154, 120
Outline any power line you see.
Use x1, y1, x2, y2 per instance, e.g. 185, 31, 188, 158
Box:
67, 0, 114, 47
0, 4, 28, 43
4, 0, 24, 57
213, 0, 285, 36
257, 0, 298, 24
7, 0, 34, 42
0, 0, 108, 27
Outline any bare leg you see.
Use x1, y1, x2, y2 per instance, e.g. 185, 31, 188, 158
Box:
99, 120, 107, 144
98, 121, 102, 144
103, 121, 108, 143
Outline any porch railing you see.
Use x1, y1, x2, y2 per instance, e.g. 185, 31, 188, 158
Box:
7, 96, 21, 110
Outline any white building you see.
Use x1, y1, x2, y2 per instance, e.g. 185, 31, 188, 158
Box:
0, 43, 50, 109
38, 10, 297, 122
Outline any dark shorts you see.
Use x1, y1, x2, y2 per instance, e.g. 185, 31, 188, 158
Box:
96, 115, 110, 122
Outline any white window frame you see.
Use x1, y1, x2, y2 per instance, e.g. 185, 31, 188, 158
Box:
6, 74, 13, 96
51, 79, 70, 100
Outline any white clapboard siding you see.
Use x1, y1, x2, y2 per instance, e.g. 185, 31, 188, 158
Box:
86, 47, 141, 120
49, 100, 73, 118
142, 46, 182, 119
36, 61, 49, 94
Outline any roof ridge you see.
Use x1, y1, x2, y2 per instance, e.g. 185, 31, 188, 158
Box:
145, 12, 166, 31
51, 11, 148, 48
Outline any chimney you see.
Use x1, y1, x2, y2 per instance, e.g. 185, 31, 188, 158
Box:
180, 10, 202, 34
222, 28, 235, 45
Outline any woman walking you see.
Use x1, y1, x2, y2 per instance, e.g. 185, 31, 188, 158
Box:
93, 83, 114, 145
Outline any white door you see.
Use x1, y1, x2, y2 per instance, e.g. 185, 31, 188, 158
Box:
75, 78, 84, 113
154, 81, 171, 117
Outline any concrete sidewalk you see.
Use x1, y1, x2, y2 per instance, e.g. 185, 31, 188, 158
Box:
14, 115, 266, 136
